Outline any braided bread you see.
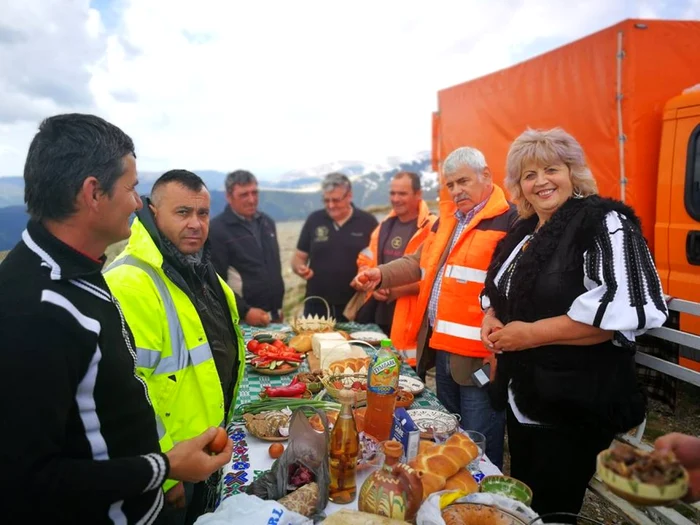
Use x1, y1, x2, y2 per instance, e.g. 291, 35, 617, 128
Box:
407, 433, 479, 498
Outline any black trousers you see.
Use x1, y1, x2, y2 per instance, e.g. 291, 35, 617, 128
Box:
506, 407, 614, 522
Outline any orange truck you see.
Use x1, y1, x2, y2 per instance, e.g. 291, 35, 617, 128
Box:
431, 19, 700, 373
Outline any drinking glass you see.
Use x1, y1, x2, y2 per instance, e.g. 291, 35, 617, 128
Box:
463, 430, 485, 473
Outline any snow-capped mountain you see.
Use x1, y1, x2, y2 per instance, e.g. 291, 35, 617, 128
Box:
263, 151, 437, 205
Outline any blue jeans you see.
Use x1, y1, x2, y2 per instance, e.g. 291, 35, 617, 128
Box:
434, 350, 506, 471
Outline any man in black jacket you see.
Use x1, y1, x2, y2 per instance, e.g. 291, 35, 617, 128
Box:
0, 114, 232, 525
209, 170, 285, 325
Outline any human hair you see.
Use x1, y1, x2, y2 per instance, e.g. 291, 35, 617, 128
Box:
321, 172, 351, 194
505, 127, 599, 218
151, 169, 207, 205
393, 171, 421, 192
442, 147, 488, 177
24, 113, 136, 221
225, 169, 257, 194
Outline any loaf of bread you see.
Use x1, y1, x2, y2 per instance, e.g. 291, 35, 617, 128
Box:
328, 357, 370, 375
408, 433, 478, 498
444, 469, 479, 494
442, 503, 511, 525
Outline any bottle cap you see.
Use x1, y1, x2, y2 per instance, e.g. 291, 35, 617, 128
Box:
380, 339, 392, 347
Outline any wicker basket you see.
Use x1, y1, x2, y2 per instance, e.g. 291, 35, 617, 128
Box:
288, 296, 336, 334
321, 372, 368, 406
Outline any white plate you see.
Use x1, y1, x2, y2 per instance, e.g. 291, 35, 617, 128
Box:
349, 331, 387, 345
399, 375, 425, 395
406, 409, 459, 438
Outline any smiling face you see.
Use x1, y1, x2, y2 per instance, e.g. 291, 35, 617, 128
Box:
389, 176, 421, 221
444, 165, 493, 214
151, 182, 211, 255
519, 161, 573, 224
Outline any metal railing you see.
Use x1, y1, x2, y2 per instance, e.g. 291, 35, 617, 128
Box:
588, 297, 700, 525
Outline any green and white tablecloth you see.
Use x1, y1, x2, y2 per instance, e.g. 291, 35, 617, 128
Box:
233, 321, 445, 411
216, 322, 476, 508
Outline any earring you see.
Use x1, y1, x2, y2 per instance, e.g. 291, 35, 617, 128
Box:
573, 188, 584, 199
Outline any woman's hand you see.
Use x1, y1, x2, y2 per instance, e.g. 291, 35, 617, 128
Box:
481, 312, 504, 351
487, 321, 534, 352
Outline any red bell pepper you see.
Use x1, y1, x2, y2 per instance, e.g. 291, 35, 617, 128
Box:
263, 377, 307, 398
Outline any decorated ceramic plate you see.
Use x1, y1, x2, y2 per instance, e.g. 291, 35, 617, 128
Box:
406, 409, 459, 439
349, 331, 387, 345
399, 375, 425, 395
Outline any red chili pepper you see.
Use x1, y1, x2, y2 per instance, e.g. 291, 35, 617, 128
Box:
263, 380, 307, 397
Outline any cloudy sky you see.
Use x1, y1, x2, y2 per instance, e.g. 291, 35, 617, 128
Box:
0, 0, 698, 179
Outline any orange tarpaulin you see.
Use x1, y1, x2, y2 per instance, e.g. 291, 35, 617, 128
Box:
432, 19, 700, 250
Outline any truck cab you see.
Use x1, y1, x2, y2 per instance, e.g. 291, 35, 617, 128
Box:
655, 89, 700, 370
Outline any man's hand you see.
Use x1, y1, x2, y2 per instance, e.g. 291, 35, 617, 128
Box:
166, 427, 233, 483
655, 432, 700, 502
245, 308, 270, 326
372, 289, 391, 302
296, 264, 314, 281
352, 268, 381, 291
487, 321, 534, 352
165, 481, 186, 509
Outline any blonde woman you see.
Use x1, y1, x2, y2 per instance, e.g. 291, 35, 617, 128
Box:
479, 128, 668, 517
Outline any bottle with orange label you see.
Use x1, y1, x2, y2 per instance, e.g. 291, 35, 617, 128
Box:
363, 339, 401, 441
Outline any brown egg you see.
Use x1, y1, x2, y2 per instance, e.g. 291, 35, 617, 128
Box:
269, 443, 284, 459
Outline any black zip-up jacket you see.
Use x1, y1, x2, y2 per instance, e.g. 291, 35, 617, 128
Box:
209, 207, 285, 319
0, 221, 169, 524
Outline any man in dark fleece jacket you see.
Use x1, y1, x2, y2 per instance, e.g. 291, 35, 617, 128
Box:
209, 169, 285, 326
0, 114, 233, 524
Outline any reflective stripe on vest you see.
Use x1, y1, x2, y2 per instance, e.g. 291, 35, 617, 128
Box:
155, 414, 167, 440
444, 264, 486, 284
360, 247, 374, 259
107, 256, 214, 375
434, 319, 481, 341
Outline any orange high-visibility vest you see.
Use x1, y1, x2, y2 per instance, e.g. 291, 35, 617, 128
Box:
408, 185, 514, 358
357, 200, 436, 364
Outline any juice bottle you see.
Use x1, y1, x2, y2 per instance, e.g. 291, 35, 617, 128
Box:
329, 389, 359, 503
363, 339, 401, 442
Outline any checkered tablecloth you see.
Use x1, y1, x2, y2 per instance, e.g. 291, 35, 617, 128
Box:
214, 322, 469, 510
233, 322, 445, 411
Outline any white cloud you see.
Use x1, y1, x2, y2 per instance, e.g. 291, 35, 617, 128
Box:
0, 0, 693, 178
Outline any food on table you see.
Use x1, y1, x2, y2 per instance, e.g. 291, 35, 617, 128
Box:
269, 443, 284, 459
288, 333, 313, 353
441, 503, 512, 525
321, 509, 409, 525
295, 371, 323, 393
235, 398, 340, 417
444, 469, 479, 494
288, 462, 316, 490
327, 356, 370, 376
207, 427, 228, 454
261, 377, 308, 398
309, 410, 339, 432
277, 481, 319, 518
312, 332, 347, 356
247, 338, 303, 371
336, 330, 351, 340
408, 433, 479, 498
242, 411, 290, 439
395, 389, 414, 408
596, 443, 689, 505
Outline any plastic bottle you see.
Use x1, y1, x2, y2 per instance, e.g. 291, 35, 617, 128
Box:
363, 339, 401, 442
329, 389, 359, 503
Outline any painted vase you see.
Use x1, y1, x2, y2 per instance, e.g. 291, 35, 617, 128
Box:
358, 440, 423, 523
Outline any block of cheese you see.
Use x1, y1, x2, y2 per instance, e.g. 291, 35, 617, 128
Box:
319, 341, 371, 372
311, 332, 346, 358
